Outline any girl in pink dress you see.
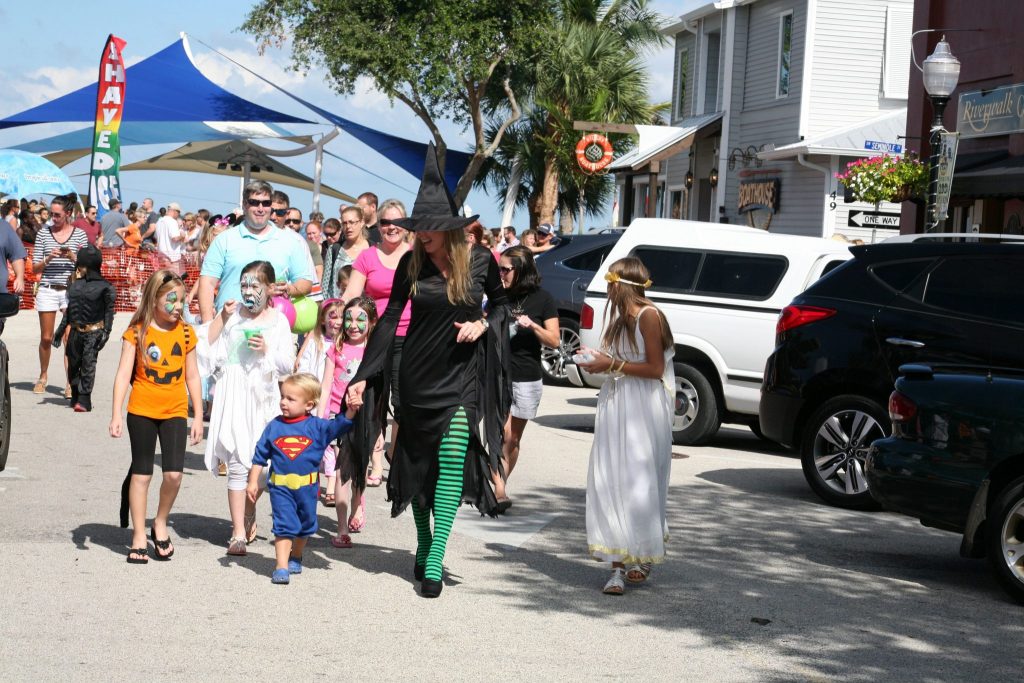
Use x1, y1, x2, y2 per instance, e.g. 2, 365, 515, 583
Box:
319, 296, 380, 547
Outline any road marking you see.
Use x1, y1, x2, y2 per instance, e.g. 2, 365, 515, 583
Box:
454, 508, 563, 548
0, 467, 25, 479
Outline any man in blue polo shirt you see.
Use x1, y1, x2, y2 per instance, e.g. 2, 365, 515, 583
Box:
198, 180, 314, 322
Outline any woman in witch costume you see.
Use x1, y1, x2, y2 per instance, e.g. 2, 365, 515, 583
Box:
347, 143, 511, 598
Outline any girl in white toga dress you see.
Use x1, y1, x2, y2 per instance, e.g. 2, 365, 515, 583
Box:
577, 257, 674, 595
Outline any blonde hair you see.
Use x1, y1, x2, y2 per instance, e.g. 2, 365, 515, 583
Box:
311, 299, 345, 352
406, 230, 473, 304
281, 373, 322, 406
601, 257, 673, 355
126, 269, 185, 369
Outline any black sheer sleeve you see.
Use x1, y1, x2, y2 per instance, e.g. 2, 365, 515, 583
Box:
102, 281, 117, 334
352, 251, 412, 385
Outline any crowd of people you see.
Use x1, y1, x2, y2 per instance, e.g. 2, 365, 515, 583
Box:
1, 148, 674, 597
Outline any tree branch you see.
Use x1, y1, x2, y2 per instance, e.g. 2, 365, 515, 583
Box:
483, 77, 521, 157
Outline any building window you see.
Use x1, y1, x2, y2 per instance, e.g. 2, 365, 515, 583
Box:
675, 49, 689, 119
704, 32, 721, 112
776, 12, 793, 98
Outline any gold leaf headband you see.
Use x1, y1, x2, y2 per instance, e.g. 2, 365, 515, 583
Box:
604, 271, 652, 288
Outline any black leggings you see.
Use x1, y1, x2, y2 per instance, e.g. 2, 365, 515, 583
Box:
127, 413, 187, 475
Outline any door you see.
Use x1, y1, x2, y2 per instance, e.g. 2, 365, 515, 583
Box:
697, 179, 712, 222
873, 255, 1024, 378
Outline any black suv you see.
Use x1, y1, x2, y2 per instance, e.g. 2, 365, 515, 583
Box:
533, 232, 621, 384
760, 235, 1024, 509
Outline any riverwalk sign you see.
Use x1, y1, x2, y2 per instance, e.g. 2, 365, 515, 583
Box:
848, 210, 900, 228
957, 83, 1024, 139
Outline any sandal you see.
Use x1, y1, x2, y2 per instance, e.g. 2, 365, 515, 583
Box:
348, 495, 366, 533
226, 537, 247, 556
602, 567, 626, 595
330, 534, 353, 548
64, 384, 73, 399
150, 528, 174, 560
126, 547, 148, 564
323, 493, 336, 507
32, 380, 46, 395
243, 515, 258, 544
495, 497, 512, 514
626, 563, 652, 584
217, 462, 227, 476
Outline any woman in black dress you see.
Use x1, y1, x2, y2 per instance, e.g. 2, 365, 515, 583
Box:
347, 145, 510, 598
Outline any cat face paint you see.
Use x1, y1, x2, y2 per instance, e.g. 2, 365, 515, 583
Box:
240, 273, 267, 313
343, 307, 369, 343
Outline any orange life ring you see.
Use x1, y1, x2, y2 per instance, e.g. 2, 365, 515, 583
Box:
575, 133, 613, 174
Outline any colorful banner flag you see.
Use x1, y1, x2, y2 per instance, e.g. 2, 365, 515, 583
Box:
88, 34, 127, 219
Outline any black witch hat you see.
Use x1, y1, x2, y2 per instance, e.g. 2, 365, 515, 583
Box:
382, 142, 478, 231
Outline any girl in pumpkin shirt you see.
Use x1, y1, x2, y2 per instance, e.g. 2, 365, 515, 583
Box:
109, 269, 204, 564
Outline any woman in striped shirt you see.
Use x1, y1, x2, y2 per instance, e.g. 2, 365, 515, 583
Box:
31, 197, 89, 396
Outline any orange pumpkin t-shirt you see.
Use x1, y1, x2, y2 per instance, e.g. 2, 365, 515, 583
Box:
122, 321, 196, 419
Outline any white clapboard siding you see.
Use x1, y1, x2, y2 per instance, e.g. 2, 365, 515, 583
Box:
672, 32, 697, 123
805, 0, 913, 139
741, 0, 805, 111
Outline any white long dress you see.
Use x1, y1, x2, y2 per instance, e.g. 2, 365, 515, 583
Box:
197, 308, 296, 473
586, 307, 674, 565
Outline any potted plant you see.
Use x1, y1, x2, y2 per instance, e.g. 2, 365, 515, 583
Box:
835, 154, 928, 207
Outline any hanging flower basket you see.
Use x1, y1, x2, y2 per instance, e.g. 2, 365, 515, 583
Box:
835, 153, 927, 206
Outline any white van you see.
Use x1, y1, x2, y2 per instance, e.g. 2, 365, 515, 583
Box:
567, 218, 852, 445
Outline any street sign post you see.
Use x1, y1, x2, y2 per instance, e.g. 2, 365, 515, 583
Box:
934, 131, 959, 221
848, 210, 900, 228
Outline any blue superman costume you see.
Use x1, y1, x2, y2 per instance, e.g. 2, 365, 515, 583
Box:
253, 414, 353, 538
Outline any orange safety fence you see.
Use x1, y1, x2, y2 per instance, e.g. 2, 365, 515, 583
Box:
9, 243, 202, 315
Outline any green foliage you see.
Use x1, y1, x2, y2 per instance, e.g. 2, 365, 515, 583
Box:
835, 154, 928, 206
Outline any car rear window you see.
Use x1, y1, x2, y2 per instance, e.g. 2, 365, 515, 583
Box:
563, 244, 616, 271
631, 247, 787, 300
869, 259, 934, 293
920, 256, 1024, 325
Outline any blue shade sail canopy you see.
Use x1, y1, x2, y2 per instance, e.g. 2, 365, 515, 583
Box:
0, 36, 312, 130
0, 149, 77, 197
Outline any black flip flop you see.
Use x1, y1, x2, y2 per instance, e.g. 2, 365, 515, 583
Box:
495, 497, 513, 514
126, 548, 148, 564
150, 528, 174, 560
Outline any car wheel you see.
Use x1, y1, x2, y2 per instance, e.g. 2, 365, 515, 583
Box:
672, 362, 721, 446
541, 317, 580, 386
987, 476, 1024, 604
0, 342, 9, 472
800, 395, 886, 510
748, 419, 770, 442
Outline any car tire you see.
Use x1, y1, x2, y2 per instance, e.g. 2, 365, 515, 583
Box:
0, 343, 9, 472
800, 395, 886, 510
541, 317, 581, 386
748, 419, 770, 442
986, 476, 1024, 604
673, 362, 720, 446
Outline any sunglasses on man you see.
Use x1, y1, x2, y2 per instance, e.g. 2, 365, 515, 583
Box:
246, 198, 273, 208
284, 218, 302, 226
272, 208, 289, 217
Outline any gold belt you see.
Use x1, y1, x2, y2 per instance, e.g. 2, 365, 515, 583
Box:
73, 321, 105, 333
269, 472, 318, 489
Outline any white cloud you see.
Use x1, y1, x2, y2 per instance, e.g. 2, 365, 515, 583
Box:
646, 45, 675, 104
347, 75, 394, 112
193, 45, 306, 97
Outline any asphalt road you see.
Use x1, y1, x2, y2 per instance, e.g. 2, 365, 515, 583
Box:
0, 312, 1019, 681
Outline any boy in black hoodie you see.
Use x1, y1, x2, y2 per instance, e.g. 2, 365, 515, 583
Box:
54, 245, 116, 412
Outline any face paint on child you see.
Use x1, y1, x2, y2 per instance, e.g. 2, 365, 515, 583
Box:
240, 274, 267, 312
164, 291, 178, 314
325, 310, 344, 337
344, 310, 368, 332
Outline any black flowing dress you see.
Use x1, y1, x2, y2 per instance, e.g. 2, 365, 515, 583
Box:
350, 245, 511, 517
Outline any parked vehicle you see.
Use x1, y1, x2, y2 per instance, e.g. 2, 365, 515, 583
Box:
760, 234, 1024, 509
533, 233, 621, 384
568, 218, 851, 445
866, 364, 1024, 604
0, 293, 18, 472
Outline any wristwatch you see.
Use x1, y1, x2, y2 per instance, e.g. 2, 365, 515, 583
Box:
479, 318, 490, 330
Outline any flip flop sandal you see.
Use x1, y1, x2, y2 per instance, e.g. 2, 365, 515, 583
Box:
244, 515, 258, 544
330, 534, 353, 548
626, 563, 652, 584
602, 568, 626, 595
227, 537, 247, 556
126, 547, 149, 564
323, 493, 336, 507
150, 528, 174, 560
495, 497, 512, 514
348, 495, 366, 533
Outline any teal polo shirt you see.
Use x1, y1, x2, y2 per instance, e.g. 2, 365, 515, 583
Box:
201, 224, 315, 311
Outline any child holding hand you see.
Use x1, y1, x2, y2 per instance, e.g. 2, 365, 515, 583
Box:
247, 373, 355, 584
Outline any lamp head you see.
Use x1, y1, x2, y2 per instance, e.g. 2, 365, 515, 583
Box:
922, 35, 961, 98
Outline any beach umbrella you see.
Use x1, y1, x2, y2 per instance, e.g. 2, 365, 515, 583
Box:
0, 149, 77, 198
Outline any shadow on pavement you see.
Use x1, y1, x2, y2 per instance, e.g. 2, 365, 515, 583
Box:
472, 470, 1022, 681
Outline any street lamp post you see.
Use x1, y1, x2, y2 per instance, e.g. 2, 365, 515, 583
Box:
922, 36, 961, 232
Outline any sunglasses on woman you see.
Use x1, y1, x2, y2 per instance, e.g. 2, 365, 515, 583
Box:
498, 266, 515, 274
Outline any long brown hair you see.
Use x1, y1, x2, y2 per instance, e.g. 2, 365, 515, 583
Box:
600, 257, 673, 355
127, 269, 184, 368
406, 230, 473, 305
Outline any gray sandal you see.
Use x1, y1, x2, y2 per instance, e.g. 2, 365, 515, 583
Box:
626, 563, 652, 583
602, 567, 626, 595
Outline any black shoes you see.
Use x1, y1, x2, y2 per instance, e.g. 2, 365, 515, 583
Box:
414, 562, 425, 581
421, 579, 443, 598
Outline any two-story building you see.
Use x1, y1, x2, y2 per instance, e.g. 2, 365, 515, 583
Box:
613, 0, 914, 242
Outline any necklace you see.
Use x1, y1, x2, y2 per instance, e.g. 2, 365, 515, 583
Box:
509, 292, 528, 318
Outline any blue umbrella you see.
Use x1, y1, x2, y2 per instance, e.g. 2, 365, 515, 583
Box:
0, 149, 77, 198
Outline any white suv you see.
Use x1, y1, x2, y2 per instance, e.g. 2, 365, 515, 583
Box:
567, 218, 852, 445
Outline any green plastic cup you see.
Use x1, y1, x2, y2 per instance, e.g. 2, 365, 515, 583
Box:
243, 328, 262, 341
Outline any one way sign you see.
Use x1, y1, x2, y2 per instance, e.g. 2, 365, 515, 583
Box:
848, 210, 900, 228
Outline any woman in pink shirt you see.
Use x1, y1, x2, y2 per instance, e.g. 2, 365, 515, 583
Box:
341, 198, 411, 486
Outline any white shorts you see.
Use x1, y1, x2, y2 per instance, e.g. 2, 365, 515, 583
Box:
34, 284, 68, 312
511, 380, 543, 420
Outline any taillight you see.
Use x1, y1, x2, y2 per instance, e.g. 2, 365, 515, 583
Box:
888, 391, 917, 422
776, 305, 836, 335
580, 303, 595, 330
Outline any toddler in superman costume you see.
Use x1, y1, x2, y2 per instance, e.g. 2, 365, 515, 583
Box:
247, 373, 355, 584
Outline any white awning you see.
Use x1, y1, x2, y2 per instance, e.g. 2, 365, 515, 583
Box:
758, 109, 907, 160
610, 112, 724, 173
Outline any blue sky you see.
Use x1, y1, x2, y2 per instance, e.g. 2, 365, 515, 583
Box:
0, 0, 675, 229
